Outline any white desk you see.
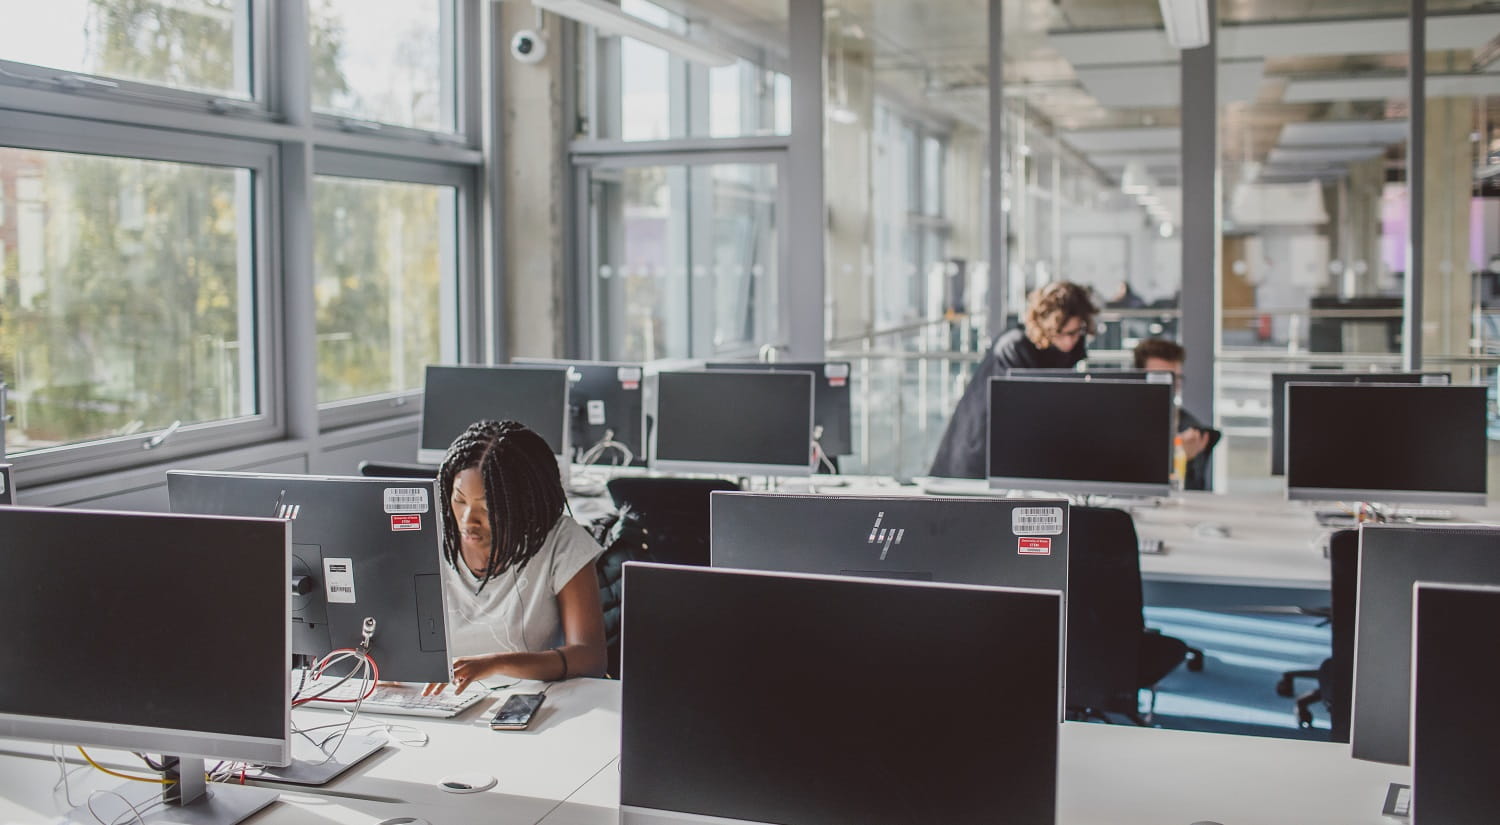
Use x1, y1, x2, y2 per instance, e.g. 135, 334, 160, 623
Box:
0, 681, 1412, 825
538, 711, 1411, 825
0, 678, 618, 825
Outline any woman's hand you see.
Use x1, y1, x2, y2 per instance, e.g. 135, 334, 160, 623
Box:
421, 653, 505, 695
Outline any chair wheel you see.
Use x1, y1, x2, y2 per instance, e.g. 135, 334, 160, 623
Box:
1296, 705, 1314, 728
1275, 676, 1295, 697
1186, 650, 1205, 673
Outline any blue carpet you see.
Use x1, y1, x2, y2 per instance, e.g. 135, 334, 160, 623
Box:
1135, 607, 1332, 739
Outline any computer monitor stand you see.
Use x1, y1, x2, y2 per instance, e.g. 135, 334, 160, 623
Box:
69, 755, 278, 825
254, 733, 386, 786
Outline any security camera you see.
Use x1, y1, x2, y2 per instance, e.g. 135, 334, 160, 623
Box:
511, 29, 547, 64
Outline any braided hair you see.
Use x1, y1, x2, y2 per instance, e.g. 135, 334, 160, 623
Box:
438, 419, 566, 592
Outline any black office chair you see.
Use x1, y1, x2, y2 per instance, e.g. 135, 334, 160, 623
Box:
1067, 506, 1203, 725
356, 460, 438, 479
592, 477, 741, 676
1275, 529, 1357, 738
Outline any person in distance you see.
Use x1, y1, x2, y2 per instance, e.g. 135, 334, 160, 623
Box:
1134, 338, 1220, 491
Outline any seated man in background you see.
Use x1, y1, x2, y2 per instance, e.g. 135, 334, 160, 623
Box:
1134, 338, 1220, 491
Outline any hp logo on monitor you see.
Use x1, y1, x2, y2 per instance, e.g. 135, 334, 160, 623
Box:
867, 512, 905, 561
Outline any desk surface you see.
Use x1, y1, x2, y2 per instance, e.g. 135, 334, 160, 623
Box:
0, 680, 1410, 825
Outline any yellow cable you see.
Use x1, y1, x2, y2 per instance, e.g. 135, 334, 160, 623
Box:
76, 747, 176, 785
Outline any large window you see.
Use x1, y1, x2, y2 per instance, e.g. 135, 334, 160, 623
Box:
313, 175, 457, 406
0, 0, 255, 99
0, 146, 256, 456
309, 0, 455, 132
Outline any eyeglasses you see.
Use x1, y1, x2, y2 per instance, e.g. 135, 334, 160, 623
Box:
1054, 324, 1092, 341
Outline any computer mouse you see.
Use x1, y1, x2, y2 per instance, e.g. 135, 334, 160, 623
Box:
1194, 522, 1231, 539
437, 772, 496, 794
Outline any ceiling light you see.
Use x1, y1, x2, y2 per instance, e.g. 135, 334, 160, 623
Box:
1157, 0, 1211, 50
533, 0, 738, 67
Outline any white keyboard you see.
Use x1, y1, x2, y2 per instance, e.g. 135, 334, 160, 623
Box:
1388, 507, 1454, 521
298, 680, 487, 718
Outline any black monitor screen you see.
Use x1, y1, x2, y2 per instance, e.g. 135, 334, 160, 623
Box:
419, 365, 569, 459
1269, 372, 1448, 475
621, 564, 1061, 825
0, 507, 287, 746
652, 370, 813, 473
1285, 384, 1485, 503
514, 358, 646, 466
705, 362, 854, 456
1412, 583, 1500, 824
1352, 524, 1500, 765
168, 471, 450, 683
987, 377, 1173, 495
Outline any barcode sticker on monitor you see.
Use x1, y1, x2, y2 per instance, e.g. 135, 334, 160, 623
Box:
618, 367, 642, 390
383, 487, 430, 514
825, 363, 850, 387
1013, 507, 1064, 536
324, 558, 357, 604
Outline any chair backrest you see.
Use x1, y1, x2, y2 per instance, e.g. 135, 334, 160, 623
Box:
1064, 506, 1146, 711
1326, 528, 1359, 742
356, 460, 439, 479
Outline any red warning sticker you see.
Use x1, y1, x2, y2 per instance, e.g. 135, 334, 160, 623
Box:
391, 514, 422, 532
1018, 537, 1052, 556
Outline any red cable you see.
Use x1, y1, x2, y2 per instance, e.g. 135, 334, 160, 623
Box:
291, 651, 380, 706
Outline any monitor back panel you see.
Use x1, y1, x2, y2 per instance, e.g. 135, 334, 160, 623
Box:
1285, 383, 1485, 504
1269, 371, 1448, 475
168, 471, 450, 683
621, 564, 1061, 825
514, 359, 647, 466
1412, 583, 1500, 825
0, 463, 11, 505
1352, 524, 1500, 765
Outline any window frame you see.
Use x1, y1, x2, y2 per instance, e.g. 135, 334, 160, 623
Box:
0, 109, 281, 485
311, 149, 476, 431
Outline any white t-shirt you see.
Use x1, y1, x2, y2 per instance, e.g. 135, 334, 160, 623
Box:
443, 515, 603, 658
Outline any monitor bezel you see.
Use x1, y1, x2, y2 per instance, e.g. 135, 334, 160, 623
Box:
416, 364, 572, 470
0, 506, 291, 767
1283, 381, 1486, 506
985, 376, 1175, 498
648, 369, 815, 478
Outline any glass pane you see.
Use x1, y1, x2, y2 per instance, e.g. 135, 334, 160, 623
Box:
590, 163, 779, 361
591, 0, 789, 141
314, 177, 454, 404
0, 0, 252, 98
0, 148, 255, 455
310, 0, 452, 132
826, 2, 987, 338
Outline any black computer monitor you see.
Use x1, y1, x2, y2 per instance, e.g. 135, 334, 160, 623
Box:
513, 358, 647, 467
418, 364, 570, 466
650, 370, 814, 476
710, 491, 1085, 709
0, 462, 11, 505
620, 563, 1061, 825
0, 506, 288, 823
168, 471, 450, 684
1285, 383, 1486, 506
1411, 582, 1500, 824
987, 376, 1174, 497
704, 361, 854, 456
1351, 524, 1500, 765
1269, 371, 1449, 475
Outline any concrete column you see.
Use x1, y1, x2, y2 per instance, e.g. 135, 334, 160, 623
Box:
823, 22, 874, 342
499, 0, 567, 359
1420, 96, 1475, 359
1345, 156, 1386, 295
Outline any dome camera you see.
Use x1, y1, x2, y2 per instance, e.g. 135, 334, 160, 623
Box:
511, 29, 547, 64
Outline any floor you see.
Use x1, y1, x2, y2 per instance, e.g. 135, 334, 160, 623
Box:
1133, 607, 1333, 740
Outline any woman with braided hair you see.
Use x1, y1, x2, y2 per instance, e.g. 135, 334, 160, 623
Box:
425, 419, 606, 694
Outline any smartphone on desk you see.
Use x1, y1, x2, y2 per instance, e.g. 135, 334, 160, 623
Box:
490, 692, 545, 730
